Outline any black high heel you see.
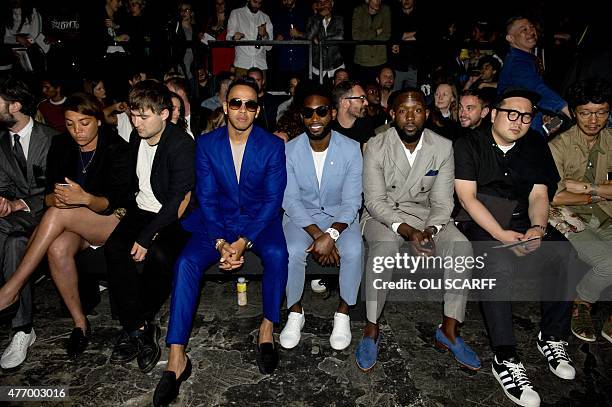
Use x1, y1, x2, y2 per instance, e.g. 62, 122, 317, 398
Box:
67, 319, 90, 358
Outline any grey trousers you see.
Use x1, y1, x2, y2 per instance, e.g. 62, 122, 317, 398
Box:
0, 211, 39, 328
567, 217, 612, 303
362, 220, 473, 324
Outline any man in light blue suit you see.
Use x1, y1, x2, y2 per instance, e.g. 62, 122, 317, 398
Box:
280, 84, 363, 351
154, 79, 288, 407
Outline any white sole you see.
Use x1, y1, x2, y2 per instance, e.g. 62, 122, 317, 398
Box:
0, 331, 36, 369
279, 316, 305, 350
536, 343, 575, 380
492, 365, 540, 407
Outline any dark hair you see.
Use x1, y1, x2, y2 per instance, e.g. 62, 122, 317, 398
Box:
83, 78, 103, 96
164, 77, 191, 99
460, 89, 487, 105
505, 16, 530, 35
246, 67, 264, 78
0, 76, 35, 116
477, 55, 501, 73
391, 87, 427, 111
63, 92, 104, 121
297, 81, 333, 107
0, 0, 34, 32
332, 80, 362, 107
168, 91, 187, 130
128, 80, 173, 115
378, 65, 395, 78
226, 78, 260, 101
40, 76, 63, 89
333, 68, 349, 81
567, 78, 612, 110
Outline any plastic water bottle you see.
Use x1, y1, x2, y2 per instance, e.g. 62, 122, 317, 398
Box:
237, 277, 247, 306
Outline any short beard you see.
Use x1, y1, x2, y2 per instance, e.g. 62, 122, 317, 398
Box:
305, 121, 333, 141
0, 111, 17, 128
393, 123, 423, 144
247, 3, 259, 13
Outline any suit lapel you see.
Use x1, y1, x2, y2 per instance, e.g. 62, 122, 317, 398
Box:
387, 128, 411, 179
298, 134, 320, 194
318, 131, 337, 199
221, 127, 239, 190
27, 123, 45, 175
239, 127, 258, 185
403, 130, 434, 195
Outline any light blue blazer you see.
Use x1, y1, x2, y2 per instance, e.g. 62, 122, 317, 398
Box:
283, 130, 363, 228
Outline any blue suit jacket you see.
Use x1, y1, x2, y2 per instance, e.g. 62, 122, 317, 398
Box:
283, 131, 362, 228
182, 125, 287, 243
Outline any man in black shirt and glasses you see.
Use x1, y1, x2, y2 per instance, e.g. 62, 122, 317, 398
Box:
454, 88, 584, 407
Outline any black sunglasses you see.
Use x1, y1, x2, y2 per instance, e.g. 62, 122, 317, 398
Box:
228, 98, 259, 112
301, 105, 331, 119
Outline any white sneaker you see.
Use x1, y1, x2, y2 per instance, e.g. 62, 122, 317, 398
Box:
279, 310, 305, 349
492, 355, 540, 407
1, 329, 36, 369
536, 332, 576, 380
329, 312, 351, 350
310, 279, 327, 293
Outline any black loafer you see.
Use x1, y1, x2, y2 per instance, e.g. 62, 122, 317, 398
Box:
67, 319, 90, 358
136, 323, 161, 373
153, 356, 192, 407
110, 329, 138, 364
256, 341, 278, 374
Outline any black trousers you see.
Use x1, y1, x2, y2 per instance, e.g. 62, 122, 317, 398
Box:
105, 207, 189, 332
458, 216, 579, 348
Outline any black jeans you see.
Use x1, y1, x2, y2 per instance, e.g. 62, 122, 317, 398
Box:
458, 216, 580, 348
105, 207, 189, 332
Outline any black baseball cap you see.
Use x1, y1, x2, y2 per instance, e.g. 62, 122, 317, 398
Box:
496, 87, 541, 107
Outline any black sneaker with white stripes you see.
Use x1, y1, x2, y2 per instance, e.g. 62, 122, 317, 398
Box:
492, 355, 541, 407
536, 332, 575, 380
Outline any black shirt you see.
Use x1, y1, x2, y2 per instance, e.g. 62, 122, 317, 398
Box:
332, 118, 375, 146
454, 127, 560, 215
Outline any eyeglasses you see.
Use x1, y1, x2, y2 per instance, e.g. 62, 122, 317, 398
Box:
228, 98, 258, 112
301, 105, 331, 118
496, 107, 534, 124
180, 7, 192, 12
576, 110, 610, 119
344, 95, 367, 101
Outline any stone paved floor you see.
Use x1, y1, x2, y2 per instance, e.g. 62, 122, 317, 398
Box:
1, 277, 611, 407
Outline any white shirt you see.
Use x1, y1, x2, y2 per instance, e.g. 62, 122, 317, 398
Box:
226, 6, 273, 70
497, 143, 515, 153
10, 117, 34, 159
185, 114, 194, 138
311, 148, 328, 187
135, 139, 162, 213
117, 112, 133, 142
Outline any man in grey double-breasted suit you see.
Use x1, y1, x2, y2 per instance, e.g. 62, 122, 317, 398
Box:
355, 88, 481, 372
0, 77, 57, 369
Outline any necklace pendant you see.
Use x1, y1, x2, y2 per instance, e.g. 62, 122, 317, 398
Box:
82, 169, 87, 174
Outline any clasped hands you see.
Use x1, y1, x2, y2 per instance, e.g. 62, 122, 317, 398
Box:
307, 231, 340, 266
397, 223, 436, 257
218, 238, 247, 271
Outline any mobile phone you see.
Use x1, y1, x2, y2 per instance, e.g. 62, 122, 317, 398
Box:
542, 116, 563, 135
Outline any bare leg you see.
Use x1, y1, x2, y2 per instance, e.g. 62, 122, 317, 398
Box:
440, 315, 459, 343
363, 321, 379, 340
0, 207, 119, 310
289, 302, 302, 313
336, 298, 349, 315
258, 318, 274, 344
165, 344, 188, 376
47, 231, 89, 330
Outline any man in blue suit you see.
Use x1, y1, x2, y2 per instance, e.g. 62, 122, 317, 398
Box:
154, 78, 288, 406
280, 84, 363, 351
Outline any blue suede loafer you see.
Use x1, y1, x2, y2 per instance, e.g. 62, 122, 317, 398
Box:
435, 328, 481, 371
355, 333, 381, 372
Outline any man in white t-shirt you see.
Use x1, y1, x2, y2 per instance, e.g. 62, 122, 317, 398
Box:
104, 80, 194, 375
280, 84, 363, 352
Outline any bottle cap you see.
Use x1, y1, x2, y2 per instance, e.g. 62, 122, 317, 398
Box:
238, 277, 246, 283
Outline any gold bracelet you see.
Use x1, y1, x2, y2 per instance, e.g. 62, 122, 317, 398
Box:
215, 239, 226, 250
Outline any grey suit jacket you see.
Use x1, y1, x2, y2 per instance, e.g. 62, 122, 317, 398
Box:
0, 121, 58, 217
361, 127, 455, 232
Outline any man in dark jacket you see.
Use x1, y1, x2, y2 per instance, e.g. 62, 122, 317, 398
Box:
105, 80, 195, 374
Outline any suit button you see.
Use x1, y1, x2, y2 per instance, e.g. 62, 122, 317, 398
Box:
391, 185, 396, 189
395, 203, 399, 208
321, 206, 324, 210
421, 187, 425, 191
